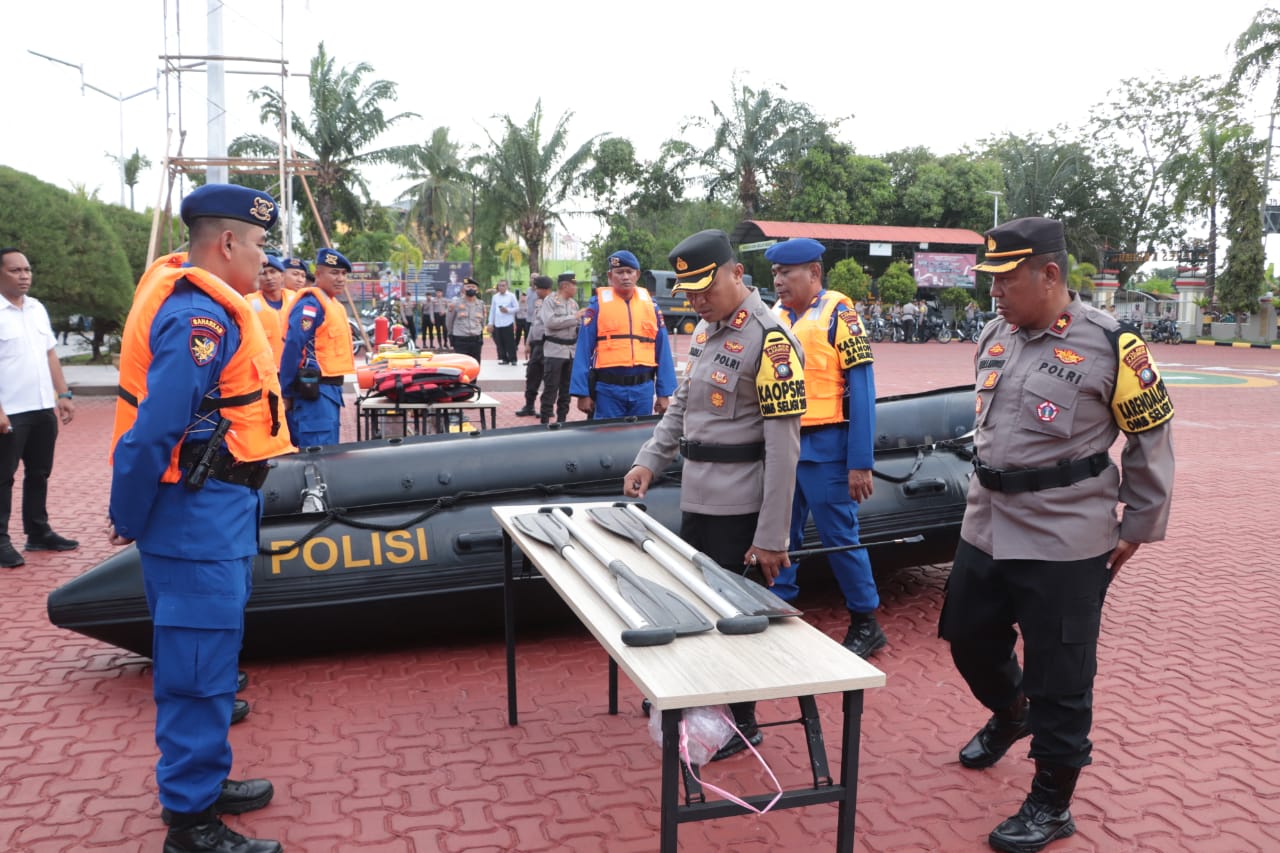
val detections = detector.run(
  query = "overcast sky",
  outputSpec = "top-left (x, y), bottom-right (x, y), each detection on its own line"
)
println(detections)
top-left (5, 0), bottom-right (1278, 261)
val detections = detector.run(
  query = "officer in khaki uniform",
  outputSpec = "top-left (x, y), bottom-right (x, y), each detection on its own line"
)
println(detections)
top-left (938, 217), bottom-right (1174, 853)
top-left (448, 278), bottom-right (486, 363)
top-left (537, 272), bottom-right (580, 424)
top-left (625, 229), bottom-right (804, 761)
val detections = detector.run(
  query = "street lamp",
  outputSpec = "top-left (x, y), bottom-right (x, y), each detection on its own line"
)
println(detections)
top-left (29, 50), bottom-right (157, 208)
top-left (984, 190), bottom-right (1003, 229)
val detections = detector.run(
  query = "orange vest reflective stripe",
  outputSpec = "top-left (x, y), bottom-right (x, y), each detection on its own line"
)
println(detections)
top-left (111, 253), bottom-right (295, 482)
top-left (595, 286), bottom-right (659, 369)
top-left (775, 291), bottom-right (848, 427)
top-left (246, 289), bottom-right (293, 366)
top-left (292, 286), bottom-right (356, 377)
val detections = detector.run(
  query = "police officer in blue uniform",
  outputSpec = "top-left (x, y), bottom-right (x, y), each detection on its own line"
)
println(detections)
top-left (766, 238), bottom-right (885, 658)
top-left (279, 248), bottom-right (355, 447)
top-left (108, 184), bottom-right (289, 853)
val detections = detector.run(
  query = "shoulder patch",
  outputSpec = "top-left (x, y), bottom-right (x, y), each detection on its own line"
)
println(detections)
top-left (189, 320), bottom-right (221, 366)
top-left (756, 329), bottom-right (806, 418)
top-left (581, 308), bottom-right (596, 326)
top-left (834, 306), bottom-right (874, 369)
top-left (1109, 330), bottom-right (1174, 432)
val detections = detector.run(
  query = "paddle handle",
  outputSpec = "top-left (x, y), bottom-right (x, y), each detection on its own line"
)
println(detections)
top-left (786, 534), bottom-right (924, 561)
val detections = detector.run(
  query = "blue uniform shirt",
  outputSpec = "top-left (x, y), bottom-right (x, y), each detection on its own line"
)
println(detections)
top-left (109, 279), bottom-right (263, 558)
top-left (279, 293), bottom-right (343, 406)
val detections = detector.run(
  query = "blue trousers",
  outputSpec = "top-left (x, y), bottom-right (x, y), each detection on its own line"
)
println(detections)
top-left (288, 395), bottom-right (341, 447)
top-left (595, 381), bottom-right (654, 418)
top-left (773, 459), bottom-right (879, 613)
top-left (142, 552), bottom-right (250, 814)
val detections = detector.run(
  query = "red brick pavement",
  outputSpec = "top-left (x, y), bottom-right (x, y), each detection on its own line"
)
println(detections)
top-left (3, 339), bottom-right (1279, 851)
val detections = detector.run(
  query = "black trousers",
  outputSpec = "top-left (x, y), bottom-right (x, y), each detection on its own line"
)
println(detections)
top-left (493, 324), bottom-right (517, 364)
top-left (540, 356), bottom-right (572, 421)
top-left (514, 318), bottom-right (529, 348)
top-left (430, 314), bottom-right (447, 347)
top-left (680, 511), bottom-right (761, 728)
top-left (0, 408), bottom-right (59, 544)
top-left (939, 538), bottom-right (1111, 768)
top-left (452, 335), bottom-right (482, 363)
top-left (523, 341), bottom-right (545, 408)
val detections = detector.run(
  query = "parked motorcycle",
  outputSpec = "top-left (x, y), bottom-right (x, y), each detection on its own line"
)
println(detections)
top-left (956, 315), bottom-right (986, 343)
top-left (916, 313), bottom-right (952, 343)
top-left (868, 315), bottom-right (890, 343)
top-left (1149, 316), bottom-right (1182, 344)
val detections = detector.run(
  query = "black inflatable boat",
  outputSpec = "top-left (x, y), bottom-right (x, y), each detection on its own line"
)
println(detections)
top-left (48, 385), bottom-right (976, 659)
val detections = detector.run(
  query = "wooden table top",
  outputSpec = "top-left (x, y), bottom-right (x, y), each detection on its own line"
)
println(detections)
top-left (494, 501), bottom-right (885, 711)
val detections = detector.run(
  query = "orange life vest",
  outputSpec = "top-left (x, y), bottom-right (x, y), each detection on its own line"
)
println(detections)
top-left (594, 286), bottom-right (659, 369)
top-left (111, 253), bottom-right (295, 482)
top-left (291, 286), bottom-right (356, 377)
top-left (246, 289), bottom-right (293, 366)
top-left (775, 291), bottom-right (857, 427)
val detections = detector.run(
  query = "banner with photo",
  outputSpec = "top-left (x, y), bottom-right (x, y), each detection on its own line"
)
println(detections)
top-left (914, 252), bottom-right (977, 289)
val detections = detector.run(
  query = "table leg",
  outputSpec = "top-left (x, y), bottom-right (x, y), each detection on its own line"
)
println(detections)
top-left (660, 708), bottom-right (680, 853)
top-left (504, 530), bottom-right (518, 726)
top-left (608, 658), bottom-right (618, 715)
top-left (836, 689), bottom-right (864, 853)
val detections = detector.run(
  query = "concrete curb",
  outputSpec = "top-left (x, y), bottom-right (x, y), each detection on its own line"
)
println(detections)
top-left (1193, 339), bottom-right (1280, 349)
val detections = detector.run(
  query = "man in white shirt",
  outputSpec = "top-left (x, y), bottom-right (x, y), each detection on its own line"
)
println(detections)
top-left (0, 248), bottom-right (78, 568)
top-left (487, 279), bottom-right (520, 364)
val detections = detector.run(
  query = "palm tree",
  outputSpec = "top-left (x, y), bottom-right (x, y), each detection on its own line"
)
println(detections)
top-left (690, 76), bottom-right (838, 217)
top-left (1229, 8), bottom-right (1280, 236)
top-left (106, 149), bottom-right (152, 211)
top-left (394, 127), bottom-right (470, 259)
top-left (479, 100), bottom-right (598, 274)
top-left (239, 42), bottom-right (416, 244)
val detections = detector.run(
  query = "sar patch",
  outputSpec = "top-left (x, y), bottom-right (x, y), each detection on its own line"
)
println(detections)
top-left (1054, 347), bottom-right (1085, 365)
top-left (987, 343), bottom-right (1005, 356)
top-left (191, 316), bottom-right (226, 337)
top-left (723, 339), bottom-right (745, 353)
top-left (1111, 330), bottom-right (1174, 432)
top-left (710, 391), bottom-right (726, 408)
top-left (1035, 401), bottom-right (1059, 422)
top-left (695, 331), bottom-right (707, 344)
top-left (982, 371), bottom-right (999, 389)
top-left (729, 309), bottom-right (749, 329)
top-left (710, 370), bottom-right (729, 385)
top-left (189, 332), bottom-right (219, 366)
top-left (834, 306), bottom-right (874, 369)
top-left (756, 329), bottom-right (806, 418)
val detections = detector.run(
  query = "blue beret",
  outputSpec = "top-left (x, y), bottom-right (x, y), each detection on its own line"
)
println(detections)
top-left (283, 258), bottom-right (309, 273)
top-left (608, 250), bottom-right (640, 271)
top-left (764, 238), bottom-right (825, 265)
top-left (180, 183), bottom-right (278, 230)
top-left (315, 248), bottom-right (352, 272)
top-left (264, 255), bottom-right (286, 272)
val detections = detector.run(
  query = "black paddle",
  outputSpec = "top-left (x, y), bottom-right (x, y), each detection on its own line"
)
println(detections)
top-left (552, 508), bottom-right (712, 638)
top-left (620, 504), bottom-right (803, 619)
top-left (512, 511), bottom-right (678, 647)
top-left (587, 506), bottom-right (770, 634)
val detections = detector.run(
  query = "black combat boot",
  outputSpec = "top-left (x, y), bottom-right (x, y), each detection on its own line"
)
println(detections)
top-left (162, 778), bottom-right (274, 825)
top-left (960, 693), bottom-right (1031, 769)
top-left (988, 761), bottom-right (1080, 852)
top-left (514, 403), bottom-right (537, 417)
top-left (163, 806), bottom-right (282, 853)
top-left (710, 701), bottom-right (763, 761)
top-left (842, 610), bottom-right (887, 658)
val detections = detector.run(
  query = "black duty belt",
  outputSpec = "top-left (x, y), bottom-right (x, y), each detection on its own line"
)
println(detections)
top-left (320, 376), bottom-right (345, 386)
top-left (596, 369), bottom-right (656, 387)
top-left (679, 437), bottom-right (765, 463)
top-left (178, 442), bottom-right (271, 489)
top-left (801, 422), bottom-right (846, 436)
top-left (973, 452), bottom-right (1110, 494)
top-left (543, 335), bottom-right (576, 346)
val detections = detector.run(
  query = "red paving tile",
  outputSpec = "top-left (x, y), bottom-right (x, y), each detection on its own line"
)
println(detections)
top-left (3, 337), bottom-right (1279, 851)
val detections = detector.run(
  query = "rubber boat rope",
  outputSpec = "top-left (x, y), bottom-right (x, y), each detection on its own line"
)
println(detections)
top-left (871, 432), bottom-right (974, 485)
top-left (258, 475), bottom-right (671, 556)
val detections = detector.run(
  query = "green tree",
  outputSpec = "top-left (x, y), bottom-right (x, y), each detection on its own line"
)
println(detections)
top-left (827, 258), bottom-right (871, 303)
top-left (241, 41), bottom-right (416, 245)
top-left (767, 140), bottom-right (896, 225)
top-left (388, 233), bottom-right (423, 282)
top-left (938, 286), bottom-right (971, 315)
top-left (480, 100), bottom-right (598, 274)
top-left (882, 149), bottom-right (1003, 231)
top-left (0, 167), bottom-right (135, 360)
top-left (1067, 254), bottom-right (1098, 298)
top-left (1216, 143), bottom-right (1267, 332)
top-left (394, 126), bottom-right (470, 259)
top-left (1229, 7), bottom-right (1280, 201)
top-left (689, 76), bottom-right (839, 217)
top-left (105, 148), bottom-right (153, 211)
top-left (876, 260), bottom-right (917, 307)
